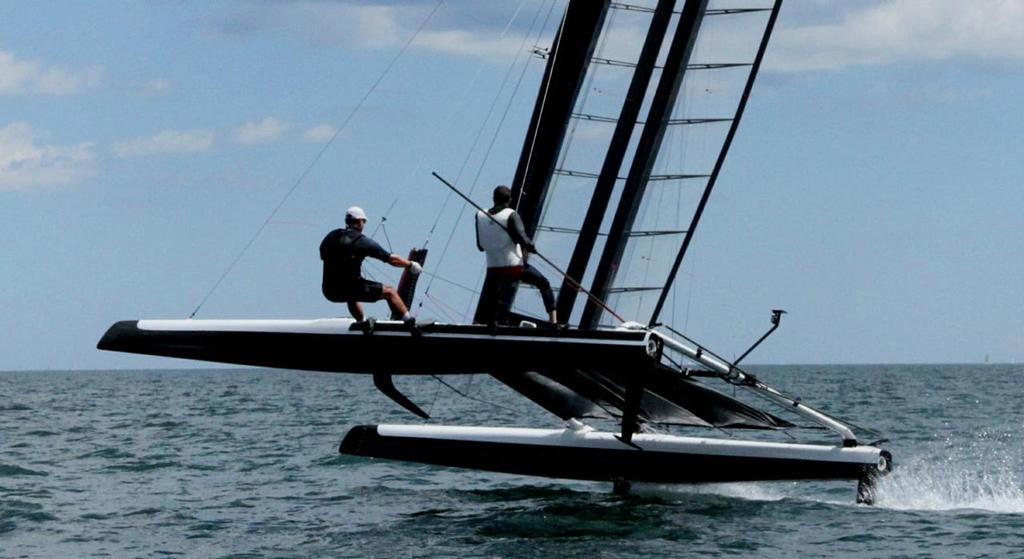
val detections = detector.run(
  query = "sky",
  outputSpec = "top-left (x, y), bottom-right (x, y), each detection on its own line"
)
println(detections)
top-left (1, 0), bottom-right (1022, 370)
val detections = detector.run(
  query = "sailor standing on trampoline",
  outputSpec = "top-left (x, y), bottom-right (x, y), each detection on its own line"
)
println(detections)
top-left (475, 185), bottom-right (558, 325)
top-left (320, 206), bottom-right (421, 326)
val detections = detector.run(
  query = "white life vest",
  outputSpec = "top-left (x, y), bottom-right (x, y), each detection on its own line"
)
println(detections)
top-left (476, 208), bottom-right (524, 268)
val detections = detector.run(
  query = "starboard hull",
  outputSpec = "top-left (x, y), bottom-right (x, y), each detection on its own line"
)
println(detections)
top-left (340, 424), bottom-right (891, 486)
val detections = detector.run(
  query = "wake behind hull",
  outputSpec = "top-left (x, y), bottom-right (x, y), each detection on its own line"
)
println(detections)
top-left (340, 424), bottom-right (891, 485)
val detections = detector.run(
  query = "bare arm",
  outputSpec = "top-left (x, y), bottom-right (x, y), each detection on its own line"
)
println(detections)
top-left (388, 254), bottom-right (412, 269)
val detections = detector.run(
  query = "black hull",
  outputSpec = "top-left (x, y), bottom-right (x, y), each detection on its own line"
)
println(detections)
top-left (340, 424), bottom-right (889, 485)
top-left (98, 319), bottom-right (654, 375)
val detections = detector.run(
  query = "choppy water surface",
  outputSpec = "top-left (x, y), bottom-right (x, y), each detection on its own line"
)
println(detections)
top-left (2, 365), bottom-right (1023, 557)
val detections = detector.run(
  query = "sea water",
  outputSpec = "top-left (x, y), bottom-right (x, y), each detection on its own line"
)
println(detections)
top-left (2, 365), bottom-right (1023, 558)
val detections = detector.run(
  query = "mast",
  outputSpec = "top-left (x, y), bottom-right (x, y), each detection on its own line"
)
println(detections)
top-left (555, 0), bottom-right (678, 323)
top-left (510, 0), bottom-right (611, 235)
top-left (648, 0), bottom-right (783, 326)
top-left (580, 0), bottom-right (709, 329)
top-left (474, 0), bottom-right (609, 322)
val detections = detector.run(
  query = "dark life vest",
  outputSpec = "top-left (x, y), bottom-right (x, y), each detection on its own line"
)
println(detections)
top-left (320, 228), bottom-right (365, 301)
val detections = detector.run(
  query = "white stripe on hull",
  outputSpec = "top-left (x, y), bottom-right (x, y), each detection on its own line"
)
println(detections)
top-left (375, 424), bottom-right (883, 466)
top-left (138, 318), bottom-right (358, 334)
top-left (135, 319), bottom-right (649, 346)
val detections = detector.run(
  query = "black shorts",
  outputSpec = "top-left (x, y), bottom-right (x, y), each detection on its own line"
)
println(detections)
top-left (325, 279), bottom-right (384, 303)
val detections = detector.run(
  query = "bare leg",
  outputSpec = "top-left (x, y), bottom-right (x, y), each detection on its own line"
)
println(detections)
top-left (347, 301), bottom-right (364, 321)
top-left (381, 285), bottom-right (409, 318)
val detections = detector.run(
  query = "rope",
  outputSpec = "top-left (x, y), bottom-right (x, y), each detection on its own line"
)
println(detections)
top-left (422, 20), bottom-right (551, 298)
top-left (422, 0), bottom-right (550, 244)
top-left (460, 267), bottom-right (487, 322)
top-left (379, 221), bottom-right (394, 253)
top-left (432, 171), bottom-right (627, 324)
top-left (418, 270), bottom-right (479, 295)
top-left (531, 3), bottom-right (610, 231)
top-left (420, 0), bottom-right (557, 304)
top-left (422, 292), bottom-right (461, 323)
top-left (516, 2), bottom-right (570, 211)
top-left (188, 0), bottom-right (444, 318)
top-left (369, 197), bottom-right (399, 239)
top-left (429, 375), bottom-right (521, 414)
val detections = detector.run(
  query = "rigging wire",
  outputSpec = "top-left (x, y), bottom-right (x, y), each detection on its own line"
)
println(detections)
top-left (421, 27), bottom-right (553, 306)
top-left (361, 0), bottom-right (542, 331)
top-left (422, 292), bottom-right (462, 323)
top-left (530, 4), bottom-right (609, 237)
top-left (419, 270), bottom-right (480, 295)
top-left (433, 171), bottom-right (628, 325)
top-left (659, 321), bottom-right (879, 438)
top-left (510, 4), bottom-right (612, 322)
top-left (419, 0), bottom-right (540, 245)
top-left (461, 268), bottom-right (488, 322)
top-left (635, 116), bottom-right (674, 318)
top-left (379, 220), bottom-right (394, 253)
top-left (369, 197), bottom-right (400, 239)
top-left (419, 0), bottom-right (557, 308)
top-left (528, 6), bottom-right (614, 324)
top-left (188, 0), bottom-right (444, 319)
top-left (429, 375), bottom-right (521, 414)
top-left (515, 1), bottom-right (571, 212)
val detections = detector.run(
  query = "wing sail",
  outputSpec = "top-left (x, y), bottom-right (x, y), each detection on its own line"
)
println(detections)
top-left (500, 0), bottom-right (783, 327)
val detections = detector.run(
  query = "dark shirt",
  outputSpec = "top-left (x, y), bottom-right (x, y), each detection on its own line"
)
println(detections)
top-left (320, 227), bottom-right (390, 290)
top-left (475, 204), bottom-right (535, 253)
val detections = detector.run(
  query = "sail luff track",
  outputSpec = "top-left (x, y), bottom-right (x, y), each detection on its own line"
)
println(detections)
top-left (647, 0), bottom-right (783, 326)
top-left (555, 0), bottom-right (678, 322)
top-left (581, 0), bottom-right (709, 329)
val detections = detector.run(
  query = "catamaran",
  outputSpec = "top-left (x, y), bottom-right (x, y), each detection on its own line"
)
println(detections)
top-left (99, 0), bottom-right (893, 503)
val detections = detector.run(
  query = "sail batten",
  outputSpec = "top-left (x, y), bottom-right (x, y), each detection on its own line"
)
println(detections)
top-left (541, 0), bottom-right (785, 328)
top-left (538, 225), bottom-right (686, 238)
top-left (553, 169), bottom-right (709, 181)
top-left (484, 0), bottom-right (791, 432)
top-left (507, 0), bottom-right (782, 328)
top-left (552, 0), bottom-right (680, 323)
top-left (572, 113), bottom-right (734, 126)
top-left (647, 0), bottom-right (783, 326)
top-left (475, 0), bottom-right (611, 324)
top-left (610, 2), bottom-right (772, 16)
top-left (587, 57), bottom-right (753, 70)
top-left (580, 0), bottom-right (710, 329)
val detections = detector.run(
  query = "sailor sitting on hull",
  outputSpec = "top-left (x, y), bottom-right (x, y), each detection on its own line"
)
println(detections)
top-left (474, 186), bottom-right (557, 325)
top-left (320, 206), bottom-right (421, 326)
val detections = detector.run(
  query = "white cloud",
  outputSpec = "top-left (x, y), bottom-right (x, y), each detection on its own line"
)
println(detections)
top-left (302, 124), bottom-right (337, 142)
top-left (0, 122), bottom-right (95, 190)
top-left (112, 129), bottom-right (215, 158)
top-left (0, 51), bottom-right (102, 96)
top-left (210, 2), bottom-right (532, 61)
top-left (412, 29), bottom-right (528, 60)
top-left (233, 117), bottom-right (289, 145)
top-left (770, 0), bottom-right (1024, 72)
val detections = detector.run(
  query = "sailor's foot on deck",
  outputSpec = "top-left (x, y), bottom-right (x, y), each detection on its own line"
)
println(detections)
top-left (402, 313), bottom-right (422, 337)
top-left (357, 317), bottom-right (376, 335)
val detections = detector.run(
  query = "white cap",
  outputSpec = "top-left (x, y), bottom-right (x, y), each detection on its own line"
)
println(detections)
top-left (345, 206), bottom-right (367, 221)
